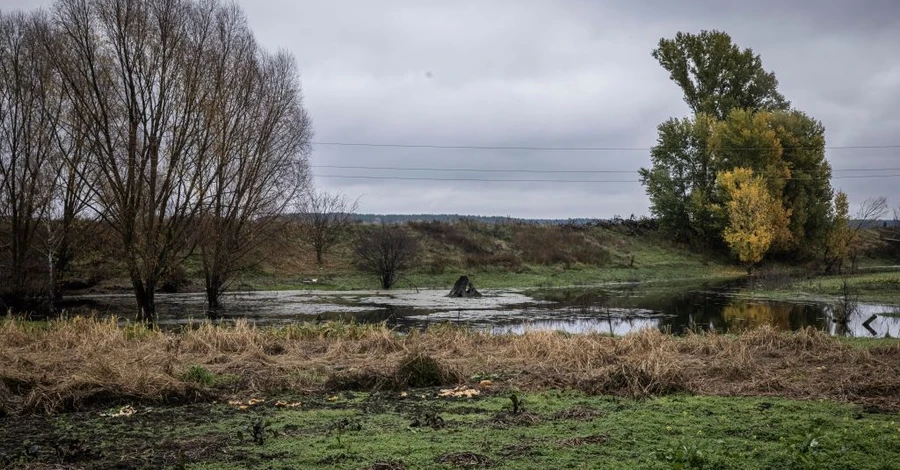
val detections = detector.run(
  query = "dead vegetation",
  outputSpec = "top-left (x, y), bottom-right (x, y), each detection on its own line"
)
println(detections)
top-left (1, 316), bottom-right (899, 415)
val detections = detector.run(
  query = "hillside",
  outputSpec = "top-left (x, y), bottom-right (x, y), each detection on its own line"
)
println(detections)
top-left (222, 218), bottom-right (742, 292)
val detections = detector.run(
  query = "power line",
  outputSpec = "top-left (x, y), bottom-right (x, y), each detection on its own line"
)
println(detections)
top-left (311, 164), bottom-right (900, 175)
top-left (314, 175), bottom-right (637, 183)
top-left (312, 141), bottom-right (900, 152)
top-left (313, 173), bottom-right (900, 184)
top-left (312, 165), bottom-right (632, 174)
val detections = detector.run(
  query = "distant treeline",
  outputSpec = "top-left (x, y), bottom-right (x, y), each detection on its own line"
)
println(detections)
top-left (347, 213), bottom-right (897, 227)
top-left (350, 214), bottom-right (631, 225)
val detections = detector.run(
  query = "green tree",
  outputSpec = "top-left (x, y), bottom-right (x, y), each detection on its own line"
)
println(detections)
top-left (768, 111), bottom-right (832, 252)
top-left (643, 30), bottom-right (833, 255)
top-left (639, 114), bottom-right (718, 245)
top-left (652, 30), bottom-right (789, 120)
top-left (823, 191), bottom-right (851, 274)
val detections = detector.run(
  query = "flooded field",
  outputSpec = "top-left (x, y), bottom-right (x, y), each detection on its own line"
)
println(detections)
top-left (62, 280), bottom-right (900, 337)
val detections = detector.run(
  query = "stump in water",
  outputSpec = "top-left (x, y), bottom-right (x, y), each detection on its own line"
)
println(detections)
top-left (448, 276), bottom-right (482, 298)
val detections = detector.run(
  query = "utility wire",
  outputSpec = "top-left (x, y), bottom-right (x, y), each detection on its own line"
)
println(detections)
top-left (313, 173), bottom-right (900, 184)
top-left (311, 164), bottom-right (900, 175)
top-left (312, 141), bottom-right (900, 151)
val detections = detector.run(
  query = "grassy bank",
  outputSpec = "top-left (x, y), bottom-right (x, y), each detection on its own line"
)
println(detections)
top-left (744, 270), bottom-right (900, 305)
top-left (3, 392), bottom-right (898, 469)
top-left (70, 221), bottom-right (743, 294)
top-left (2, 317), bottom-right (898, 417)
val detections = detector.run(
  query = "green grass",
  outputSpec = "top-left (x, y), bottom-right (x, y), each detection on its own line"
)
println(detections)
top-left (745, 271), bottom-right (900, 305)
top-left (194, 393), bottom-right (900, 470)
top-left (217, 224), bottom-right (745, 292)
top-left (837, 335), bottom-right (900, 349)
top-left (233, 262), bottom-right (743, 292)
top-left (18, 392), bottom-right (898, 470)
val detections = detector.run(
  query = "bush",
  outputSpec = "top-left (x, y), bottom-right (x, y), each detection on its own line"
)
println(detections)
top-left (160, 265), bottom-right (188, 293)
top-left (395, 353), bottom-right (459, 388)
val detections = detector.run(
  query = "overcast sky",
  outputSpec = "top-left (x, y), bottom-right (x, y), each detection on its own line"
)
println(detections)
top-left (7, 0), bottom-right (900, 218)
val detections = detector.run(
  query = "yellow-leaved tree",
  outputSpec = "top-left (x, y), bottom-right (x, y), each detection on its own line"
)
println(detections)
top-left (717, 168), bottom-right (791, 273)
top-left (823, 191), bottom-right (851, 273)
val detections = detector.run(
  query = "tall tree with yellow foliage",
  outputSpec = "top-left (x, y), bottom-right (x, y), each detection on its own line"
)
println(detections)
top-left (717, 168), bottom-right (791, 273)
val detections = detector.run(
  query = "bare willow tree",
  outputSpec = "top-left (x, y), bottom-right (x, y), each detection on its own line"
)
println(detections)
top-left (51, 0), bottom-right (219, 321)
top-left (197, 4), bottom-right (312, 311)
top-left (355, 224), bottom-right (419, 289)
top-left (0, 11), bottom-right (64, 306)
top-left (299, 189), bottom-right (358, 265)
top-left (847, 196), bottom-right (888, 271)
top-left (41, 103), bottom-right (92, 301)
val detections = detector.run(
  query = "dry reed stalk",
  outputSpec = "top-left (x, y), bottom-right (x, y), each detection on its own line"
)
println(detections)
top-left (1, 316), bottom-right (899, 414)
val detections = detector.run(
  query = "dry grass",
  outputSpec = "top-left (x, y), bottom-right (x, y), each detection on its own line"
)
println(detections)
top-left (1, 316), bottom-right (899, 415)
top-left (512, 225), bottom-right (610, 266)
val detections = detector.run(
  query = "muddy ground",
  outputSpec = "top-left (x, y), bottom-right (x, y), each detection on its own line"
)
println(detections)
top-left (3, 389), bottom-right (899, 470)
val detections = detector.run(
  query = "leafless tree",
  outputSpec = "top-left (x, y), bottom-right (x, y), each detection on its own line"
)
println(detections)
top-left (847, 197), bottom-right (888, 271)
top-left (40, 105), bottom-right (92, 302)
top-left (50, 0), bottom-right (220, 321)
top-left (299, 189), bottom-right (358, 265)
top-left (197, 4), bottom-right (312, 311)
top-left (355, 224), bottom-right (419, 289)
top-left (0, 11), bottom-right (64, 306)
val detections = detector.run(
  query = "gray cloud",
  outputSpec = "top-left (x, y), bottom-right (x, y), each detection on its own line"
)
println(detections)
top-left (5, 0), bottom-right (900, 217)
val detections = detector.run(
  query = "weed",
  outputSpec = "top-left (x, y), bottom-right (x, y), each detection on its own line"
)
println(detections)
top-left (409, 410), bottom-right (444, 429)
top-left (509, 394), bottom-right (524, 414)
top-left (663, 440), bottom-right (705, 469)
top-left (833, 278), bottom-right (859, 323)
top-left (330, 417), bottom-right (361, 447)
top-left (788, 433), bottom-right (822, 469)
top-left (239, 416), bottom-right (276, 445)
top-left (182, 365), bottom-right (216, 387)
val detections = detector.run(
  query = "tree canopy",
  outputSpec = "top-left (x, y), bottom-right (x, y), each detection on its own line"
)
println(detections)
top-left (641, 30), bottom-right (833, 261)
top-left (652, 30), bottom-right (789, 120)
top-left (717, 168), bottom-right (789, 272)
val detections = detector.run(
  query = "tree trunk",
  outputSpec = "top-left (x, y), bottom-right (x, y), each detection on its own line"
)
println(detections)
top-left (52, 236), bottom-right (74, 303)
top-left (133, 278), bottom-right (157, 323)
top-left (206, 274), bottom-right (222, 313)
top-left (315, 246), bottom-right (324, 265)
top-left (381, 271), bottom-right (393, 289)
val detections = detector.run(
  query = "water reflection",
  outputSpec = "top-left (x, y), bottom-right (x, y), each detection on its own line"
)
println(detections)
top-left (720, 301), bottom-right (816, 332)
top-left (58, 282), bottom-right (900, 337)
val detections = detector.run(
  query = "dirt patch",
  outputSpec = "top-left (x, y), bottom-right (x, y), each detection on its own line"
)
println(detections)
top-left (443, 405), bottom-right (493, 415)
top-left (435, 451), bottom-right (494, 468)
top-left (0, 404), bottom-right (235, 469)
top-left (556, 434), bottom-right (609, 447)
top-left (497, 443), bottom-right (540, 458)
top-left (319, 452), bottom-right (354, 466)
top-left (552, 405), bottom-right (603, 421)
top-left (486, 411), bottom-right (542, 428)
top-left (361, 460), bottom-right (407, 470)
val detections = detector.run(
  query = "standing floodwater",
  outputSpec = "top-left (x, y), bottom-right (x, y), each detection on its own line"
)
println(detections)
top-left (56, 280), bottom-right (900, 337)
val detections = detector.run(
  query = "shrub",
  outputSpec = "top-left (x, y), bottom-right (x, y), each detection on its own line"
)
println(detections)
top-left (395, 353), bottom-right (459, 388)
